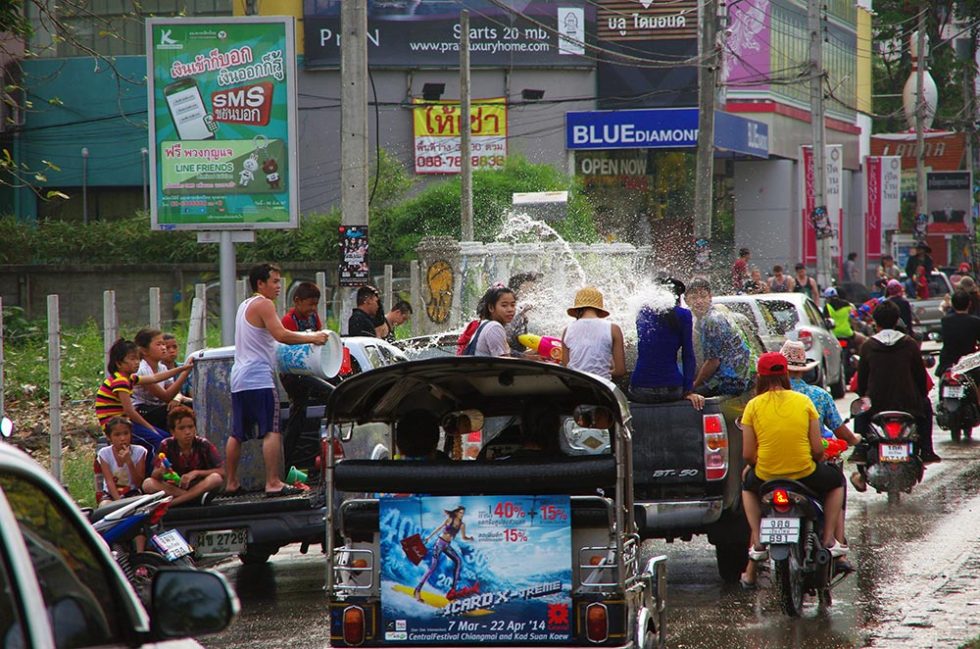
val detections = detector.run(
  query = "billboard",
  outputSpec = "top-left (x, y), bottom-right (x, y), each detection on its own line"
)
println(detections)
top-left (865, 155), bottom-right (900, 259)
top-left (723, 0), bottom-right (771, 90)
top-left (801, 145), bottom-right (843, 265)
top-left (147, 18), bottom-right (298, 230)
top-left (379, 495), bottom-right (572, 645)
top-left (927, 171), bottom-right (972, 234)
top-left (303, 1), bottom-right (595, 69)
top-left (413, 98), bottom-right (507, 174)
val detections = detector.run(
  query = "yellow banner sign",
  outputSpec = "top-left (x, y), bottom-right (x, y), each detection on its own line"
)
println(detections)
top-left (412, 98), bottom-right (507, 174)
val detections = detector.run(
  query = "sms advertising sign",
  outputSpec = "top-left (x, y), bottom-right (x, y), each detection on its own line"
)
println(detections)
top-left (413, 99), bottom-right (507, 174)
top-left (147, 18), bottom-right (298, 230)
top-left (303, 0), bottom-right (595, 69)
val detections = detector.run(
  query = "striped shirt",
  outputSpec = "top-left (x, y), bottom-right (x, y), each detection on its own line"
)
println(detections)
top-left (95, 372), bottom-right (142, 428)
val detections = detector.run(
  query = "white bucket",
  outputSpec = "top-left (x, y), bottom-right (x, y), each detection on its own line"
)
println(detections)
top-left (276, 331), bottom-right (344, 379)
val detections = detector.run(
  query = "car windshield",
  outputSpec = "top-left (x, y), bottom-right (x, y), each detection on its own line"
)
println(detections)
top-left (759, 300), bottom-right (799, 335)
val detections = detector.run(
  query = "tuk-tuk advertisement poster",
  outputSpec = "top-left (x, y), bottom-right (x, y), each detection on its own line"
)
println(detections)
top-left (147, 17), bottom-right (298, 230)
top-left (380, 495), bottom-right (572, 644)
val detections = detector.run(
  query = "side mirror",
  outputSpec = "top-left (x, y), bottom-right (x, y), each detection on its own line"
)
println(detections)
top-left (151, 569), bottom-right (239, 638)
top-left (923, 354), bottom-right (937, 369)
top-left (0, 417), bottom-right (11, 439)
top-left (928, 332), bottom-right (942, 343)
top-left (849, 398), bottom-right (871, 417)
top-left (573, 405), bottom-right (614, 430)
top-left (733, 417), bottom-right (744, 431)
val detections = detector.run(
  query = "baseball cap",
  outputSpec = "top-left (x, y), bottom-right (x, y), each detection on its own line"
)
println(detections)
top-left (823, 287), bottom-right (837, 298)
top-left (757, 352), bottom-right (789, 377)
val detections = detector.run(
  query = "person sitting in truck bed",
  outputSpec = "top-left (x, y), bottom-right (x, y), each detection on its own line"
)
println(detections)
top-left (142, 406), bottom-right (224, 507)
top-left (686, 277), bottom-right (754, 397)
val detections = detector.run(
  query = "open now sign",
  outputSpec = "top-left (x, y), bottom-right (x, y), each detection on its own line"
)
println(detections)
top-left (211, 82), bottom-right (274, 126)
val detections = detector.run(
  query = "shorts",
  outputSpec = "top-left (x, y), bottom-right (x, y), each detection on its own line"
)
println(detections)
top-left (742, 462), bottom-right (844, 496)
top-left (231, 388), bottom-right (279, 442)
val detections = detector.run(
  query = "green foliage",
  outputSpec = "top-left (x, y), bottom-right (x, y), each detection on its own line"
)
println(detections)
top-left (61, 449), bottom-right (97, 509)
top-left (4, 319), bottom-right (106, 403)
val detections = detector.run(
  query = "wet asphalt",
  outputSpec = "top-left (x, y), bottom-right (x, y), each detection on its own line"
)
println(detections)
top-left (201, 397), bottom-right (980, 649)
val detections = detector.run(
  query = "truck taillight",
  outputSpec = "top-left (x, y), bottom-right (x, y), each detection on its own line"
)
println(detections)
top-left (703, 414), bottom-right (728, 480)
top-left (585, 603), bottom-right (608, 643)
top-left (798, 330), bottom-right (813, 351)
top-left (343, 606), bottom-right (365, 646)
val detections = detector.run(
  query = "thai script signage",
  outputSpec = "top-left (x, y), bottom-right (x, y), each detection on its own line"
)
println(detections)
top-left (413, 99), bottom-right (507, 175)
top-left (801, 145), bottom-right (843, 265)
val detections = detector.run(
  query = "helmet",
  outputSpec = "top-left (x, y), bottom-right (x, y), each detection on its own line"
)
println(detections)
top-left (823, 287), bottom-right (838, 298)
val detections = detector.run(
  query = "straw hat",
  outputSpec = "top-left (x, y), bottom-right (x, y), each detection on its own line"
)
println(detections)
top-left (779, 340), bottom-right (819, 372)
top-left (568, 286), bottom-right (609, 318)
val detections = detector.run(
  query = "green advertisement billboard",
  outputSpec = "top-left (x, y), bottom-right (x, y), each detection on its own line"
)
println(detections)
top-left (147, 17), bottom-right (298, 230)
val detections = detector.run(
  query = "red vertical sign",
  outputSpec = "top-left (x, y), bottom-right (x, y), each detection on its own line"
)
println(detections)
top-left (866, 156), bottom-right (882, 259)
top-left (801, 146), bottom-right (816, 263)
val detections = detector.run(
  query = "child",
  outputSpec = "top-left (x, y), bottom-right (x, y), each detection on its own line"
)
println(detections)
top-left (97, 417), bottom-right (147, 503)
top-left (281, 281), bottom-right (322, 332)
top-left (133, 328), bottom-right (192, 430)
top-left (561, 286), bottom-right (626, 381)
top-left (96, 338), bottom-right (193, 468)
top-left (142, 406), bottom-right (225, 506)
top-left (162, 333), bottom-right (180, 370)
top-left (466, 284), bottom-right (517, 357)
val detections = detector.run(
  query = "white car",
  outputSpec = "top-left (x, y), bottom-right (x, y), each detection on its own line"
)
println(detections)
top-left (714, 293), bottom-right (846, 398)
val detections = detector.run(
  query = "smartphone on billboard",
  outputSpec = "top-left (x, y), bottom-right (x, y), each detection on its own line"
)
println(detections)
top-left (164, 77), bottom-right (215, 140)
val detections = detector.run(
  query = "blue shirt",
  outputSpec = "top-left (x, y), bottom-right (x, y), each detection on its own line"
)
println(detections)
top-left (631, 306), bottom-right (695, 391)
top-left (699, 306), bottom-right (753, 395)
top-left (790, 377), bottom-right (843, 431)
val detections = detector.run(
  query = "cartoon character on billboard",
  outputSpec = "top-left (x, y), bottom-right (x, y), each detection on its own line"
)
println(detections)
top-left (239, 153), bottom-right (259, 186)
top-left (413, 506), bottom-right (478, 602)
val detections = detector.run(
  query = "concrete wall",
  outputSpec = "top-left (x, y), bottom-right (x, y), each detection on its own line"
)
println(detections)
top-left (733, 159), bottom-right (798, 276)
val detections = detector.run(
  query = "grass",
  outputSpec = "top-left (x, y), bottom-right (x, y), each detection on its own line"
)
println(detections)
top-left (62, 446), bottom-right (97, 509)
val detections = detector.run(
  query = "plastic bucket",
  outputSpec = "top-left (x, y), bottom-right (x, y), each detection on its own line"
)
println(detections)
top-left (276, 331), bottom-right (344, 379)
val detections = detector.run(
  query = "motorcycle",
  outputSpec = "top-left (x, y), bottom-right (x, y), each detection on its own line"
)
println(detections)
top-left (853, 400), bottom-right (923, 505)
top-left (936, 350), bottom-right (980, 443)
top-left (88, 491), bottom-right (196, 603)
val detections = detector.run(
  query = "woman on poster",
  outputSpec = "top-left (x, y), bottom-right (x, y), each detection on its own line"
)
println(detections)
top-left (414, 506), bottom-right (475, 602)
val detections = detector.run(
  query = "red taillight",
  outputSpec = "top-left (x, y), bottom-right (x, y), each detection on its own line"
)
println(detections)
top-left (773, 489), bottom-right (791, 513)
top-left (585, 603), bottom-right (608, 643)
top-left (948, 373), bottom-right (962, 384)
top-left (839, 339), bottom-right (848, 348)
top-left (148, 501), bottom-right (171, 525)
top-left (342, 606), bottom-right (365, 646)
top-left (798, 331), bottom-right (813, 351)
top-left (884, 421), bottom-right (902, 439)
top-left (703, 414), bottom-right (728, 480)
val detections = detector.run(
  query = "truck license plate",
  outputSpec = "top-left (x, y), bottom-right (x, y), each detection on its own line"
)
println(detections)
top-left (943, 385), bottom-right (965, 398)
top-left (760, 517), bottom-right (800, 544)
top-left (151, 529), bottom-right (193, 561)
top-left (194, 528), bottom-right (247, 556)
top-left (879, 443), bottom-right (910, 462)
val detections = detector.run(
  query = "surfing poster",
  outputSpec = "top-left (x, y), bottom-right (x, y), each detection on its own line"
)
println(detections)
top-left (380, 495), bottom-right (572, 644)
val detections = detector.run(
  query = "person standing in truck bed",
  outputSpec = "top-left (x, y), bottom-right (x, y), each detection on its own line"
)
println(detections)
top-left (687, 278), bottom-right (753, 397)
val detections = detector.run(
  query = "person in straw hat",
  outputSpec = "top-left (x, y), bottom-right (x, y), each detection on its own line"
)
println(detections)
top-left (561, 287), bottom-right (625, 381)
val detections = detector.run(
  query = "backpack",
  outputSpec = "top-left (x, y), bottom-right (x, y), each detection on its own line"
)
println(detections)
top-left (456, 320), bottom-right (481, 356)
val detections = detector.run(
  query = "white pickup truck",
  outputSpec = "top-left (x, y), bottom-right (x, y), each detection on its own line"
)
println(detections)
top-left (907, 270), bottom-right (954, 335)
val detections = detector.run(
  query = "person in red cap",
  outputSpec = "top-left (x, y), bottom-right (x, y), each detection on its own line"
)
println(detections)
top-left (739, 351), bottom-right (847, 576)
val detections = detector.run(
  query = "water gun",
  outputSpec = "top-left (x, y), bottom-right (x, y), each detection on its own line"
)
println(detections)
top-left (517, 334), bottom-right (563, 361)
top-left (821, 437), bottom-right (849, 460)
top-left (157, 453), bottom-right (180, 485)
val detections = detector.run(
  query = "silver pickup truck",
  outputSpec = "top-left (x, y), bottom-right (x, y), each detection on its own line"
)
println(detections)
top-left (906, 271), bottom-right (953, 335)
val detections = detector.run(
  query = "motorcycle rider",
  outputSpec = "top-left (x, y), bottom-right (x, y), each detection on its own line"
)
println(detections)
top-left (936, 289), bottom-right (980, 377)
top-left (855, 300), bottom-right (941, 470)
top-left (822, 287), bottom-right (865, 366)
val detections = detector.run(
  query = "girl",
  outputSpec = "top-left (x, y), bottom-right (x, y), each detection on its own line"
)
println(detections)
top-left (133, 328), bottom-right (191, 430)
top-left (469, 284), bottom-right (517, 357)
top-left (96, 338), bottom-right (193, 466)
top-left (414, 506), bottom-right (474, 601)
top-left (97, 416), bottom-right (147, 503)
top-left (561, 286), bottom-right (625, 381)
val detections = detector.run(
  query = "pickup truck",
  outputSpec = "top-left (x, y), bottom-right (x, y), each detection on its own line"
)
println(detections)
top-left (906, 270), bottom-right (953, 335)
top-left (160, 337), bottom-right (406, 565)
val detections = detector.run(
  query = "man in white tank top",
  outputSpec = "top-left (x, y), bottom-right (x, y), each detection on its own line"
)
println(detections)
top-left (227, 263), bottom-right (329, 497)
top-left (561, 287), bottom-right (626, 381)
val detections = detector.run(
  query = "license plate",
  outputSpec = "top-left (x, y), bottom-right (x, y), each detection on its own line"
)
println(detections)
top-left (879, 443), bottom-right (911, 462)
top-left (194, 528), bottom-right (248, 556)
top-left (943, 386), bottom-right (965, 398)
top-left (151, 529), bottom-right (193, 562)
top-left (760, 517), bottom-right (800, 544)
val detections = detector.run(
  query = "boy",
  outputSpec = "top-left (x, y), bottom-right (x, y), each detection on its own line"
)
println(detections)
top-left (142, 406), bottom-right (225, 506)
top-left (282, 282), bottom-right (323, 332)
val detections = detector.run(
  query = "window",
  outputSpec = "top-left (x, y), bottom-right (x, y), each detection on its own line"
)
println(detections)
top-left (0, 543), bottom-right (26, 649)
top-left (0, 474), bottom-right (125, 648)
top-left (804, 300), bottom-right (825, 327)
top-left (761, 300), bottom-right (800, 334)
top-left (718, 302), bottom-right (760, 333)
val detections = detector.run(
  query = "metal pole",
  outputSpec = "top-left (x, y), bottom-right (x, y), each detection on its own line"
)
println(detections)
top-left (48, 295), bottom-right (62, 482)
top-left (383, 264), bottom-right (394, 311)
top-left (915, 16), bottom-right (928, 238)
top-left (316, 271), bottom-right (328, 327)
top-left (409, 260), bottom-right (420, 336)
top-left (102, 290), bottom-right (117, 367)
top-left (809, 0), bottom-right (830, 289)
top-left (237, 278), bottom-right (248, 305)
top-left (967, 26), bottom-right (978, 271)
top-left (460, 10), bottom-right (474, 242)
top-left (149, 287), bottom-right (161, 331)
top-left (141, 148), bottom-right (149, 213)
top-left (81, 147), bottom-right (89, 225)
top-left (219, 231), bottom-right (236, 346)
top-left (693, 0), bottom-right (717, 261)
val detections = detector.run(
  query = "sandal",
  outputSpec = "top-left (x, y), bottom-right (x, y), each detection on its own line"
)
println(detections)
top-left (748, 545), bottom-right (768, 561)
top-left (222, 486), bottom-right (244, 497)
top-left (826, 540), bottom-right (848, 558)
top-left (265, 484), bottom-right (305, 498)
top-left (739, 577), bottom-right (758, 591)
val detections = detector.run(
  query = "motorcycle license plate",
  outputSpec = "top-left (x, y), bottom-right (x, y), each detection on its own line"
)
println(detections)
top-left (879, 443), bottom-right (911, 462)
top-left (943, 386), bottom-right (965, 398)
top-left (150, 529), bottom-right (193, 561)
top-left (760, 517), bottom-right (800, 544)
top-left (194, 528), bottom-right (247, 557)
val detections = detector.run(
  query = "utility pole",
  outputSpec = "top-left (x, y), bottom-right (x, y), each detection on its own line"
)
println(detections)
top-left (340, 0), bottom-right (369, 330)
top-left (809, 0), bottom-right (830, 289)
top-left (966, 25), bottom-right (978, 270)
top-left (460, 10), bottom-right (474, 242)
top-left (915, 13), bottom-right (927, 241)
top-left (693, 0), bottom-right (717, 262)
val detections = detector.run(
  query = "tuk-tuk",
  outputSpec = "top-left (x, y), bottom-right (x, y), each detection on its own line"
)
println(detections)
top-left (323, 357), bottom-right (667, 649)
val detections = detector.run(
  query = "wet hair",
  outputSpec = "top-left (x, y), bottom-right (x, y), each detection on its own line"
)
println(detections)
top-left (872, 300), bottom-right (901, 329)
top-left (478, 284), bottom-right (515, 320)
top-left (739, 248), bottom-right (750, 257)
top-left (772, 265), bottom-right (783, 274)
top-left (104, 416), bottom-right (133, 435)
top-left (396, 410), bottom-right (440, 458)
top-left (356, 285), bottom-right (380, 306)
top-left (687, 277), bottom-right (711, 295)
top-left (952, 289), bottom-right (971, 311)
top-left (167, 405), bottom-right (196, 432)
top-left (392, 299), bottom-right (413, 315)
top-left (755, 374), bottom-right (789, 395)
top-left (508, 272), bottom-right (543, 294)
top-left (248, 263), bottom-right (281, 291)
top-left (293, 281), bottom-right (320, 302)
top-left (106, 338), bottom-right (138, 375)
top-left (134, 327), bottom-right (162, 351)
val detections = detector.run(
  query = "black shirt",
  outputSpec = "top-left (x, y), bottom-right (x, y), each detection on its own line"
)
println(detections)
top-left (904, 254), bottom-right (934, 277)
top-left (347, 308), bottom-right (377, 337)
top-left (888, 296), bottom-right (914, 334)
top-left (937, 312), bottom-right (980, 374)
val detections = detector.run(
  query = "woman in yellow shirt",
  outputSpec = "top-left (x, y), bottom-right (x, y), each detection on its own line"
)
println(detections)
top-left (741, 352), bottom-right (846, 561)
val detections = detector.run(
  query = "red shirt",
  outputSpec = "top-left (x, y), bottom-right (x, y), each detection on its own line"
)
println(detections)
top-left (281, 308), bottom-right (322, 332)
